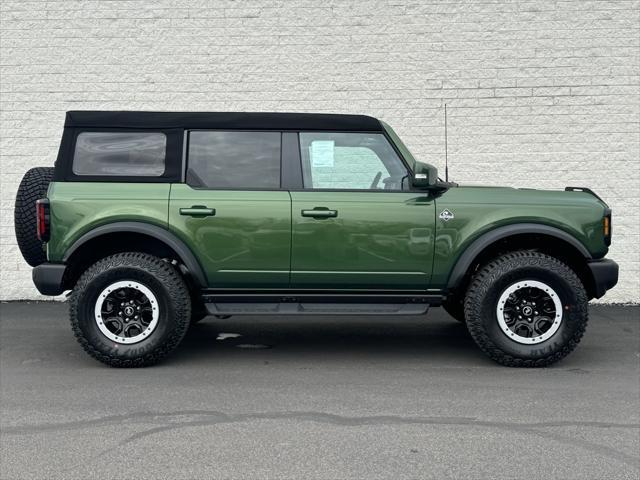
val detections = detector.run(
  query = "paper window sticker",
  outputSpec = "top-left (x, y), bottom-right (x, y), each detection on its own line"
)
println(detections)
top-left (310, 140), bottom-right (335, 167)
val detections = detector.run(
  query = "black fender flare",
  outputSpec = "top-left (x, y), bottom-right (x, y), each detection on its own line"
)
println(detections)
top-left (446, 223), bottom-right (592, 290)
top-left (63, 221), bottom-right (207, 287)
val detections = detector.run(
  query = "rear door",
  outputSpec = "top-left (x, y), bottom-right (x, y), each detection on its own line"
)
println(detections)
top-left (169, 130), bottom-right (291, 288)
top-left (290, 131), bottom-right (436, 289)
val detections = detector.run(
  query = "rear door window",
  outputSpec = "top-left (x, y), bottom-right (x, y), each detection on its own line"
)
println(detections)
top-left (187, 131), bottom-right (281, 189)
top-left (73, 132), bottom-right (166, 176)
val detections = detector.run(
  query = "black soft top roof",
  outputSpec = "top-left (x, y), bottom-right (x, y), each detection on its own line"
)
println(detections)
top-left (64, 111), bottom-right (383, 131)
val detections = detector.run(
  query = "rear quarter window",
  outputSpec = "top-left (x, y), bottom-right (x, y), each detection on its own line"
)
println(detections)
top-left (72, 132), bottom-right (166, 176)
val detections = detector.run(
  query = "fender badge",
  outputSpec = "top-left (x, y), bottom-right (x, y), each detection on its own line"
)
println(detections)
top-left (439, 209), bottom-right (454, 221)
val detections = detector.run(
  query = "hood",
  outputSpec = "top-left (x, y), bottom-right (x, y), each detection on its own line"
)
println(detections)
top-left (451, 185), bottom-right (609, 209)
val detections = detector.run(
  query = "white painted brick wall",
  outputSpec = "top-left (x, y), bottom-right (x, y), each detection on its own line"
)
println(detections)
top-left (1, 0), bottom-right (638, 302)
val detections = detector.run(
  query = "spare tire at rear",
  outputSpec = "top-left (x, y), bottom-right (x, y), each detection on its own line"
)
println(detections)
top-left (14, 167), bottom-right (54, 266)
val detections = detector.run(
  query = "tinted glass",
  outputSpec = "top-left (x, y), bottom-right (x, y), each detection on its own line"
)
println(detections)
top-left (187, 131), bottom-right (281, 189)
top-left (73, 132), bottom-right (166, 176)
top-left (299, 132), bottom-right (407, 190)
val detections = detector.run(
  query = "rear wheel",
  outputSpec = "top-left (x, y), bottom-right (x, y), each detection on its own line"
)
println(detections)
top-left (464, 251), bottom-right (588, 367)
top-left (70, 253), bottom-right (191, 367)
top-left (14, 167), bottom-right (54, 266)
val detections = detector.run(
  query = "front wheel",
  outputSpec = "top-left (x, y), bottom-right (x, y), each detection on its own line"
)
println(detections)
top-left (70, 253), bottom-right (191, 367)
top-left (464, 251), bottom-right (588, 367)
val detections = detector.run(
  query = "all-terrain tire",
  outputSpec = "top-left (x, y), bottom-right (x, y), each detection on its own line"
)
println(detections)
top-left (464, 251), bottom-right (588, 367)
top-left (14, 167), bottom-right (54, 266)
top-left (70, 253), bottom-right (191, 367)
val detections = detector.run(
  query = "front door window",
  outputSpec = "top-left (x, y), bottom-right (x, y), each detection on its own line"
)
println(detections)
top-left (299, 132), bottom-right (408, 191)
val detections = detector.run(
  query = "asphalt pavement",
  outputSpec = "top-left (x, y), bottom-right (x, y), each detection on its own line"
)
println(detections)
top-left (1, 302), bottom-right (638, 479)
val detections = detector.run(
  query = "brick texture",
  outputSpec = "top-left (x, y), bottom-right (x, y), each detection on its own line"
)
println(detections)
top-left (1, 0), bottom-right (638, 302)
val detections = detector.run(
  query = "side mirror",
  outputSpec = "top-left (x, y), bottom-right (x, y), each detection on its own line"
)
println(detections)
top-left (411, 162), bottom-right (438, 189)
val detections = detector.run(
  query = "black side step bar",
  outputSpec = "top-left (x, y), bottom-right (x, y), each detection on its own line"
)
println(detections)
top-left (201, 292), bottom-right (443, 316)
top-left (205, 302), bottom-right (429, 316)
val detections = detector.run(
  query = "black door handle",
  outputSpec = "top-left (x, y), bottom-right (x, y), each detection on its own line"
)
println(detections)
top-left (179, 206), bottom-right (216, 217)
top-left (301, 208), bottom-right (338, 219)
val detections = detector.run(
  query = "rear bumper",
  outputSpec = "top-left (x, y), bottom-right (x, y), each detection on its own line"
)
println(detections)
top-left (587, 258), bottom-right (619, 299)
top-left (32, 263), bottom-right (67, 296)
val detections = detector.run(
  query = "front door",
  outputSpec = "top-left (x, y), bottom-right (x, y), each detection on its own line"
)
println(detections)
top-left (169, 130), bottom-right (291, 288)
top-left (290, 132), bottom-right (436, 290)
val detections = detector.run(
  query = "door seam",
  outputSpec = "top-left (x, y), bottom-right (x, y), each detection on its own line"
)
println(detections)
top-left (166, 183), bottom-right (172, 228)
top-left (288, 190), bottom-right (293, 287)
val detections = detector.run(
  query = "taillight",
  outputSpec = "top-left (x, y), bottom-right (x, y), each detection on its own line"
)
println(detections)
top-left (36, 199), bottom-right (50, 242)
top-left (603, 209), bottom-right (612, 246)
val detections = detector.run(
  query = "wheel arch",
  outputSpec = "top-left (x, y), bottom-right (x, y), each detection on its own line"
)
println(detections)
top-left (62, 222), bottom-right (207, 290)
top-left (446, 223), bottom-right (596, 298)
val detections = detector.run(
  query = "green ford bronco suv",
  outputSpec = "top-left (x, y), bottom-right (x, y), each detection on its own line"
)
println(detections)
top-left (14, 111), bottom-right (618, 368)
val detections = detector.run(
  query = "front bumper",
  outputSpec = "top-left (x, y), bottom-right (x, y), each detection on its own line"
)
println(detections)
top-left (587, 258), bottom-right (619, 299)
top-left (32, 263), bottom-right (67, 296)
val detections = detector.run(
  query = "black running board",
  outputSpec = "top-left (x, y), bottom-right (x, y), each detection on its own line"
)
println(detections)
top-left (201, 292), bottom-right (440, 316)
top-left (205, 302), bottom-right (430, 316)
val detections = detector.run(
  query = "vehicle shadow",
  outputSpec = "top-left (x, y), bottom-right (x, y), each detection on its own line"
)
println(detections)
top-left (170, 310), bottom-right (482, 364)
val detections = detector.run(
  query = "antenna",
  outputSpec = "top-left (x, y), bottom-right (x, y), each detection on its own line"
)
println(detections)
top-left (444, 103), bottom-right (449, 182)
